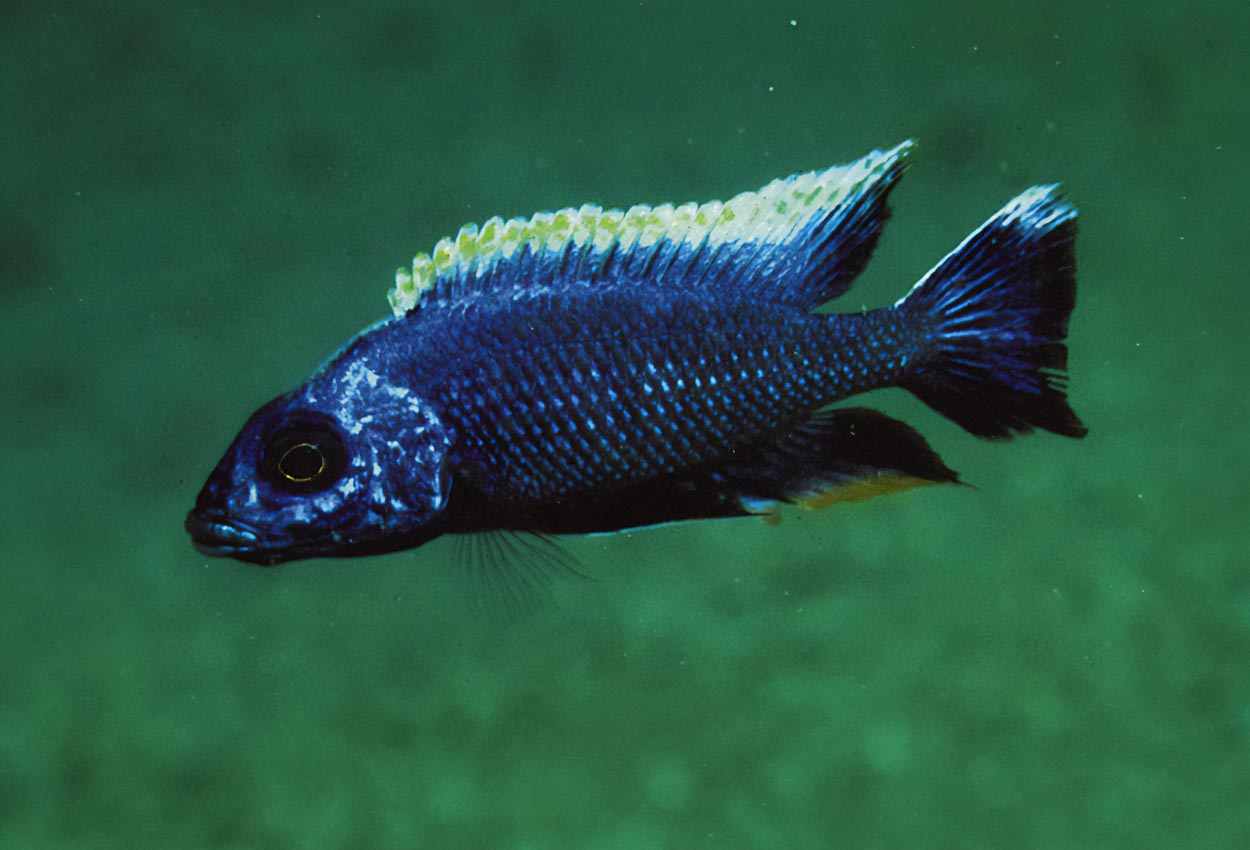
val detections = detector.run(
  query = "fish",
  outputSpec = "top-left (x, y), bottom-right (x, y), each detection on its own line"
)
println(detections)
top-left (186, 140), bottom-right (1085, 573)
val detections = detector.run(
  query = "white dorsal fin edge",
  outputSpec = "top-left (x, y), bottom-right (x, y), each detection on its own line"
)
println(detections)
top-left (388, 140), bottom-right (913, 316)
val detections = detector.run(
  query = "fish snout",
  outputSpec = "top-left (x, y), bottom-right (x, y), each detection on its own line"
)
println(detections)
top-left (185, 509), bottom-right (265, 561)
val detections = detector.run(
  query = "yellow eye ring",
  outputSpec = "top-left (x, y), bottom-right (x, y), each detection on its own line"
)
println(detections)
top-left (263, 422), bottom-right (346, 494)
top-left (277, 442), bottom-right (326, 483)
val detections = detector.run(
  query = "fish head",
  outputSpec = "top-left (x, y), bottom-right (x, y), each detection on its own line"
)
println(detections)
top-left (186, 360), bottom-right (451, 565)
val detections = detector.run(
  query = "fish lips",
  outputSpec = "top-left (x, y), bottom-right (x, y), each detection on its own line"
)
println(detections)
top-left (185, 510), bottom-right (286, 565)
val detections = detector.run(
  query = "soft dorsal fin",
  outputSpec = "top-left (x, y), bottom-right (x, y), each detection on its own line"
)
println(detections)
top-left (389, 141), bottom-right (912, 316)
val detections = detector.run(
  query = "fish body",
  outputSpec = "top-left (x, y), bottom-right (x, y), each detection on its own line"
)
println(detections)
top-left (187, 141), bottom-right (1084, 565)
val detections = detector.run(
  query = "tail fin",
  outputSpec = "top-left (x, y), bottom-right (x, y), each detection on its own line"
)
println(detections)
top-left (898, 185), bottom-right (1086, 439)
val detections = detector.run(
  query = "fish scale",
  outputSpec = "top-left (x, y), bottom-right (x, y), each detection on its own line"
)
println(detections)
top-left (423, 288), bottom-right (906, 504)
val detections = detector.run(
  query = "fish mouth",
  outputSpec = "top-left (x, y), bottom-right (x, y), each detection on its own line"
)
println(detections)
top-left (184, 511), bottom-right (276, 564)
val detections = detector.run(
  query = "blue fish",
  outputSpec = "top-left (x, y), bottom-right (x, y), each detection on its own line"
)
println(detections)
top-left (187, 141), bottom-right (1084, 571)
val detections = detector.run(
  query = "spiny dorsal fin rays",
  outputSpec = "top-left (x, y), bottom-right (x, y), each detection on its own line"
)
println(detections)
top-left (388, 140), bottom-right (914, 316)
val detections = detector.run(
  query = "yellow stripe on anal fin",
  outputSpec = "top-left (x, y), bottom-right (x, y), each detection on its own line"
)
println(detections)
top-left (797, 473), bottom-right (941, 510)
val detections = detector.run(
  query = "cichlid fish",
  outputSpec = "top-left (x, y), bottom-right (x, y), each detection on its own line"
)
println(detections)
top-left (186, 141), bottom-right (1085, 570)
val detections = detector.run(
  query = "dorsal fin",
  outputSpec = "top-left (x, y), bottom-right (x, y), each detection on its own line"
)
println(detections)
top-left (388, 141), bottom-right (912, 316)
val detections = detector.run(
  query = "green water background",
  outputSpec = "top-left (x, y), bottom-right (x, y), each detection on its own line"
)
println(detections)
top-left (2, 1), bottom-right (1247, 847)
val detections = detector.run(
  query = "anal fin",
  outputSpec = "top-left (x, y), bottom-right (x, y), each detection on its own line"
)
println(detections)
top-left (723, 407), bottom-right (961, 514)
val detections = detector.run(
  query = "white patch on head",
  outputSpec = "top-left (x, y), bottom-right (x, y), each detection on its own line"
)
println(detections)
top-left (309, 357), bottom-right (448, 526)
top-left (332, 360), bottom-right (435, 434)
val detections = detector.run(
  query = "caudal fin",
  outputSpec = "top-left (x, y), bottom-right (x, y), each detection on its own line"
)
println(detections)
top-left (899, 185), bottom-right (1086, 439)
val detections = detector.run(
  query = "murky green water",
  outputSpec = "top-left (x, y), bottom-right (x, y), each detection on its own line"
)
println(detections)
top-left (3, 2), bottom-right (1247, 847)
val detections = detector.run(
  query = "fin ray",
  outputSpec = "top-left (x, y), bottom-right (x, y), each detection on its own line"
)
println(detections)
top-left (452, 531), bottom-right (588, 618)
top-left (722, 407), bottom-right (961, 513)
top-left (899, 185), bottom-right (1086, 439)
top-left (389, 142), bottom-right (913, 314)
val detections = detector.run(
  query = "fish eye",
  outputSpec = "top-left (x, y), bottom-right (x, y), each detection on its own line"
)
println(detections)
top-left (278, 442), bottom-right (325, 482)
top-left (262, 424), bottom-right (346, 493)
